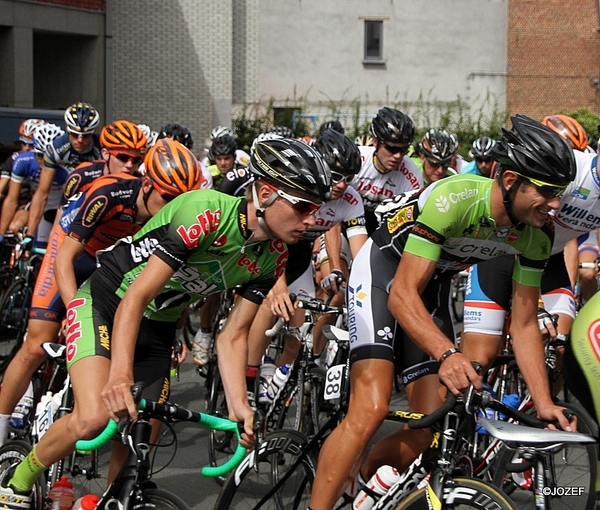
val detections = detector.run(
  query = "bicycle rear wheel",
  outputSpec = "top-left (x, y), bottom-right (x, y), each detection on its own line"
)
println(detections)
top-left (395, 477), bottom-right (516, 509)
top-left (0, 440), bottom-right (46, 510)
top-left (0, 279), bottom-right (31, 371)
top-left (214, 429), bottom-right (316, 510)
top-left (492, 401), bottom-right (598, 510)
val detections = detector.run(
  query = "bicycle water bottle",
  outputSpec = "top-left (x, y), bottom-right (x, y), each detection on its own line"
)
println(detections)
top-left (353, 465), bottom-right (401, 510)
top-left (9, 382), bottom-right (34, 429)
top-left (266, 364), bottom-right (291, 402)
top-left (71, 494), bottom-right (100, 510)
top-left (47, 476), bottom-right (74, 510)
top-left (258, 356), bottom-right (277, 404)
top-left (499, 393), bottom-right (520, 421)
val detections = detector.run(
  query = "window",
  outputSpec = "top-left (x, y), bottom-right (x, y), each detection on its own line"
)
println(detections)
top-left (364, 20), bottom-right (383, 63)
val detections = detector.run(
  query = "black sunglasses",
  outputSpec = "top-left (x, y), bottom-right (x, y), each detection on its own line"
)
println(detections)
top-left (383, 143), bottom-right (410, 155)
top-left (426, 159), bottom-right (449, 169)
top-left (476, 157), bottom-right (493, 163)
top-left (110, 152), bottom-right (143, 165)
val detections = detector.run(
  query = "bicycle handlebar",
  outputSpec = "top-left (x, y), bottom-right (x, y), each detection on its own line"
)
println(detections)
top-left (74, 398), bottom-right (247, 478)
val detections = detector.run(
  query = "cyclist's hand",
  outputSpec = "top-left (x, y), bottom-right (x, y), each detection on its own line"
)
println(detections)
top-left (229, 401), bottom-right (256, 449)
top-left (101, 376), bottom-right (138, 421)
top-left (320, 269), bottom-right (346, 295)
top-left (438, 352), bottom-right (482, 396)
top-left (265, 290), bottom-right (296, 321)
top-left (536, 403), bottom-right (576, 432)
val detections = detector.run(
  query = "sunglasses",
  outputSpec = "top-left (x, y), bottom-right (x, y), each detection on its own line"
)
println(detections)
top-left (383, 143), bottom-right (410, 155)
top-left (264, 183), bottom-right (321, 216)
top-left (330, 171), bottom-right (354, 184)
top-left (151, 181), bottom-right (178, 202)
top-left (476, 157), bottom-right (493, 163)
top-left (110, 151), bottom-right (143, 165)
top-left (514, 172), bottom-right (568, 199)
top-left (426, 159), bottom-right (449, 169)
top-left (69, 132), bottom-right (93, 140)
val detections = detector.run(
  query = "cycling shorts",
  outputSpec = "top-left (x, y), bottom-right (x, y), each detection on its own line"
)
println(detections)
top-left (463, 253), bottom-right (575, 336)
top-left (347, 238), bottom-right (455, 385)
top-left (65, 275), bottom-right (175, 402)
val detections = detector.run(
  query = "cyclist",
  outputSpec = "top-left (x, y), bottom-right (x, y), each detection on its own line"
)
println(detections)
top-left (136, 124), bottom-right (158, 148)
top-left (319, 119), bottom-right (345, 135)
top-left (309, 115), bottom-right (576, 510)
top-left (351, 107), bottom-right (422, 234)
top-left (0, 121), bottom-right (148, 446)
top-left (245, 132), bottom-right (367, 403)
top-left (0, 119), bottom-right (45, 198)
top-left (460, 136), bottom-right (498, 177)
top-left (0, 123), bottom-right (65, 248)
top-left (25, 102), bottom-right (101, 245)
top-left (204, 133), bottom-right (240, 189)
top-left (415, 128), bottom-right (458, 184)
top-left (462, 116), bottom-right (600, 383)
top-left (0, 138), bottom-right (205, 506)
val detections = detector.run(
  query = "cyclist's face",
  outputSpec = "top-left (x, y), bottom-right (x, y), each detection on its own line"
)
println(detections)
top-left (374, 139), bottom-right (409, 171)
top-left (215, 155), bottom-right (235, 175)
top-left (509, 176), bottom-right (561, 228)
top-left (69, 132), bottom-right (94, 153)
top-left (102, 148), bottom-right (143, 174)
top-left (421, 156), bottom-right (449, 183)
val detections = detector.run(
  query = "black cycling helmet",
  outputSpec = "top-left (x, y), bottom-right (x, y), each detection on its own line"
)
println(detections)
top-left (493, 115), bottom-right (576, 186)
top-left (314, 130), bottom-right (361, 176)
top-left (417, 129), bottom-right (455, 164)
top-left (208, 134), bottom-right (237, 161)
top-left (370, 107), bottom-right (415, 144)
top-left (319, 120), bottom-right (345, 136)
top-left (250, 138), bottom-right (332, 203)
top-left (267, 125), bottom-right (295, 138)
top-left (469, 136), bottom-right (496, 159)
top-left (158, 123), bottom-right (194, 150)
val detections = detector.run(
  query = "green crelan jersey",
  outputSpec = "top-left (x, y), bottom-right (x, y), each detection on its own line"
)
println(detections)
top-left (97, 189), bottom-right (288, 322)
top-left (372, 175), bottom-right (553, 286)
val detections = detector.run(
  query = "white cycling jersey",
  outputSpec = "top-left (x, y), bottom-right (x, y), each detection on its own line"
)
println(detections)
top-left (551, 150), bottom-right (600, 254)
top-left (350, 146), bottom-right (423, 211)
top-left (308, 185), bottom-right (367, 241)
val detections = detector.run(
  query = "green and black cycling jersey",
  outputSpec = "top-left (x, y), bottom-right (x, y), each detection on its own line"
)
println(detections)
top-left (97, 189), bottom-right (288, 322)
top-left (372, 175), bottom-right (553, 286)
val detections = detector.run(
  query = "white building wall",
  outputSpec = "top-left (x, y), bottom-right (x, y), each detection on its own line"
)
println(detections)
top-left (257, 0), bottom-right (507, 128)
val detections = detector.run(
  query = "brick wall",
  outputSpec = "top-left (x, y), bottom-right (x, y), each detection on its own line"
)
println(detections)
top-left (507, 0), bottom-right (600, 119)
top-left (32, 0), bottom-right (104, 11)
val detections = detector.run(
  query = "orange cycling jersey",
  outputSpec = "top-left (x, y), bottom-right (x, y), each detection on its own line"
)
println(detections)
top-left (67, 172), bottom-right (143, 257)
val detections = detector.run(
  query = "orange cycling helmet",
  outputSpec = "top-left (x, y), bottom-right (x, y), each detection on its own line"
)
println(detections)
top-left (100, 120), bottom-right (148, 152)
top-left (541, 115), bottom-right (588, 152)
top-left (144, 138), bottom-right (203, 197)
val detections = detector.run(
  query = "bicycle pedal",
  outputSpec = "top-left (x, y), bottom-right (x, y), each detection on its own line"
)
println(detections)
top-left (195, 365), bottom-right (208, 378)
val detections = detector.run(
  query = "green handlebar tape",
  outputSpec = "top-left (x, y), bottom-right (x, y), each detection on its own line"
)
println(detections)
top-left (201, 444), bottom-right (247, 478)
top-left (75, 420), bottom-right (118, 451)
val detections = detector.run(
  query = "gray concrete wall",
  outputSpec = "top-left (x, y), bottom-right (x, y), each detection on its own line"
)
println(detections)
top-left (257, 0), bottom-right (508, 128)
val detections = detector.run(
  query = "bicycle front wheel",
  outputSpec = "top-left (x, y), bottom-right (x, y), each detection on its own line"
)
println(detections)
top-left (0, 440), bottom-right (46, 510)
top-left (214, 429), bottom-right (316, 510)
top-left (396, 477), bottom-right (516, 509)
top-left (141, 488), bottom-right (190, 510)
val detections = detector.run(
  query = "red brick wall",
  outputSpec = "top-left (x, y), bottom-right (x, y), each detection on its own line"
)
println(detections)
top-left (32, 0), bottom-right (104, 11)
top-left (507, 0), bottom-right (600, 119)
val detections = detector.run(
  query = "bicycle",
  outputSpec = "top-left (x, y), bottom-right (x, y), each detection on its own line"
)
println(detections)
top-left (0, 236), bottom-right (45, 372)
top-left (73, 383), bottom-right (247, 510)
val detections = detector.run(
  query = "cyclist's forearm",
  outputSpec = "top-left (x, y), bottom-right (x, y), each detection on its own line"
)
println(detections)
top-left (0, 195), bottom-right (18, 236)
top-left (27, 190), bottom-right (49, 237)
top-left (324, 225), bottom-right (343, 270)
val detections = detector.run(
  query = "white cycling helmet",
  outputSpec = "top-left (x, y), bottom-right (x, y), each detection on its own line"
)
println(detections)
top-left (33, 123), bottom-right (65, 154)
